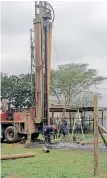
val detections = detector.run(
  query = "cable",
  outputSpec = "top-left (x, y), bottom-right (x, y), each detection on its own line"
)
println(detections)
top-left (53, 30), bottom-right (60, 67)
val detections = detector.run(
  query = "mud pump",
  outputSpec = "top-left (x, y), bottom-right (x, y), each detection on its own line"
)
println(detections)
top-left (1, 1), bottom-right (56, 143)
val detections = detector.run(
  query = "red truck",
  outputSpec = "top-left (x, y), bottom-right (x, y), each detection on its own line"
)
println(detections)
top-left (0, 108), bottom-right (40, 143)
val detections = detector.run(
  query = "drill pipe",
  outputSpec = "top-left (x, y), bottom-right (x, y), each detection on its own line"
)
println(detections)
top-left (1, 153), bottom-right (35, 160)
top-left (42, 146), bottom-right (50, 153)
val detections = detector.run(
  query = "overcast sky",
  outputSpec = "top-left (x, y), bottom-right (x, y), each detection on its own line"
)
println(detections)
top-left (1, 1), bottom-right (107, 106)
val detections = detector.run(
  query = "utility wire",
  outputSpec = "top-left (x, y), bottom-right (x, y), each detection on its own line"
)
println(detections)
top-left (53, 30), bottom-right (60, 68)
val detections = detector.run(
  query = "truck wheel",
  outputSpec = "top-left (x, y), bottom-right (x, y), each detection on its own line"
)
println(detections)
top-left (1, 127), bottom-right (4, 143)
top-left (31, 133), bottom-right (39, 142)
top-left (4, 126), bottom-right (19, 143)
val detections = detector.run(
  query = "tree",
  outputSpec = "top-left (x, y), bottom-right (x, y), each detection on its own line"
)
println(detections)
top-left (72, 91), bottom-right (102, 107)
top-left (51, 63), bottom-right (107, 108)
top-left (1, 73), bottom-right (35, 108)
top-left (1, 63), bottom-right (107, 108)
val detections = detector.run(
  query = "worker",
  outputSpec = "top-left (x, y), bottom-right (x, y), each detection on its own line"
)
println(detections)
top-left (61, 118), bottom-right (67, 138)
top-left (43, 125), bottom-right (57, 143)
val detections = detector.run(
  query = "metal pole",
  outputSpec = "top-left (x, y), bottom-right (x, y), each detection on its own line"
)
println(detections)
top-left (46, 25), bottom-right (52, 125)
top-left (40, 1), bottom-right (45, 125)
top-left (93, 95), bottom-right (99, 176)
top-left (33, 4), bottom-right (43, 123)
top-left (35, 1), bottom-right (38, 16)
top-left (30, 29), bottom-right (33, 97)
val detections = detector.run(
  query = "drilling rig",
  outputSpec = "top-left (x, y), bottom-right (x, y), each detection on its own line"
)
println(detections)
top-left (0, 1), bottom-right (55, 143)
top-left (33, 1), bottom-right (54, 126)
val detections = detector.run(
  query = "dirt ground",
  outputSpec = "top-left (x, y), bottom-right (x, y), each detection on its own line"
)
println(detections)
top-left (24, 140), bottom-right (107, 152)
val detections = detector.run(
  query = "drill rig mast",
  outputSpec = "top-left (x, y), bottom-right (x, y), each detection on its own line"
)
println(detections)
top-left (33, 1), bottom-right (54, 125)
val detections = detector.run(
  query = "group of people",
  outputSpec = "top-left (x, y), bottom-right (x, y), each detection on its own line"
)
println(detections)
top-left (43, 118), bottom-right (68, 143)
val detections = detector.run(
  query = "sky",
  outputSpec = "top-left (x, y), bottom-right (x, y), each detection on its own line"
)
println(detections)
top-left (1, 1), bottom-right (107, 106)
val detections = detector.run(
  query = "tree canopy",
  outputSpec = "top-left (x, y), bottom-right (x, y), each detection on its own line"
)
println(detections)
top-left (1, 73), bottom-right (35, 108)
top-left (1, 63), bottom-right (107, 108)
top-left (51, 63), bottom-right (106, 107)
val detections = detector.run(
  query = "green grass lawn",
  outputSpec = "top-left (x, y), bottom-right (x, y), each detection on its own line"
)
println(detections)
top-left (1, 143), bottom-right (107, 178)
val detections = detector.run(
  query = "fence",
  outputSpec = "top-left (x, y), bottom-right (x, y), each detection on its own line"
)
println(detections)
top-left (52, 110), bottom-right (107, 133)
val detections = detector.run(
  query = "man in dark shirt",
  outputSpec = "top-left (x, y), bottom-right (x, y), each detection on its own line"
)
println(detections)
top-left (61, 119), bottom-right (67, 138)
top-left (43, 125), bottom-right (57, 143)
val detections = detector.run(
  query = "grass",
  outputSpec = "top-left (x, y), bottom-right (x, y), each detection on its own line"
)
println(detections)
top-left (1, 143), bottom-right (107, 178)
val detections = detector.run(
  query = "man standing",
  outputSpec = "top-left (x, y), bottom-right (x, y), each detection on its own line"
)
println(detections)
top-left (61, 118), bottom-right (67, 138)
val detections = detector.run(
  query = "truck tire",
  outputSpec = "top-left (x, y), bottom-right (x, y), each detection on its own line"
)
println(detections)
top-left (31, 133), bottom-right (39, 142)
top-left (4, 126), bottom-right (19, 143)
top-left (1, 127), bottom-right (4, 142)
